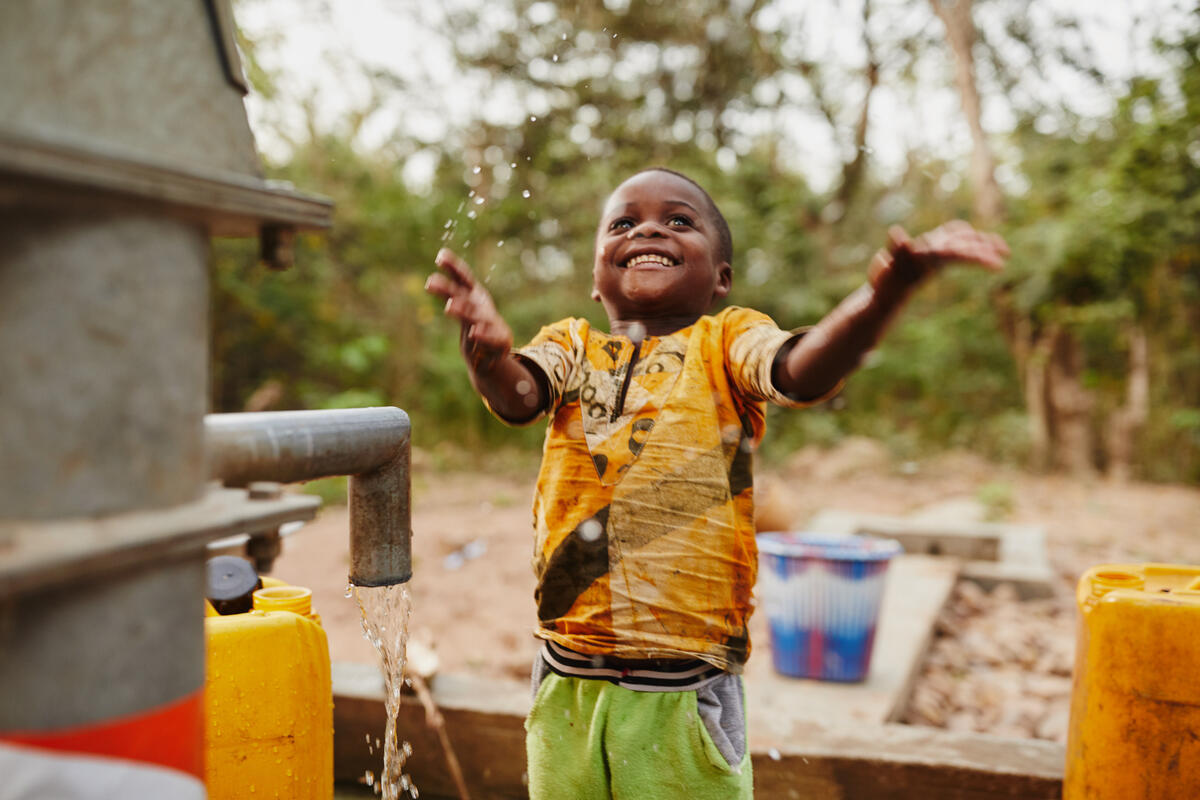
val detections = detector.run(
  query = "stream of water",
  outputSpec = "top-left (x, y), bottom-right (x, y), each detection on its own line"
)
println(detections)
top-left (353, 583), bottom-right (417, 799)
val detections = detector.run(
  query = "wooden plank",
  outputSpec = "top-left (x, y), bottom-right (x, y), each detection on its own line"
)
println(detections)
top-left (333, 664), bottom-right (529, 799)
top-left (332, 666), bottom-right (1064, 800)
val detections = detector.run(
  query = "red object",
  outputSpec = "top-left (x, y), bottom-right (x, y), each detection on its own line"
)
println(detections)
top-left (1, 689), bottom-right (204, 779)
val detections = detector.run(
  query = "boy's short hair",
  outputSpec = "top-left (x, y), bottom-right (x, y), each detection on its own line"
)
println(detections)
top-left (635, 167), bottom-right (734, 267)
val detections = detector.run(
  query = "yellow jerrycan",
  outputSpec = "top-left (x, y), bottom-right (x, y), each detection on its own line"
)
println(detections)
top-left (1064, 563), bottom-right (1200, 798)
top-left (204, 556), bottom-right (333, 799)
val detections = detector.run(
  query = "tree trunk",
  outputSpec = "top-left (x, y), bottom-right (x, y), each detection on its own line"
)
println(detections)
top-left (834, 0), bottom-right (880, 213)
top-left (1105, 325), bottom-right (1149, 482)
top-left (1046, 326), bottom-right (1095, 476)
top-left (992, 293), bottom-right (1053, 471)
top-left (1023, 324), bottom-right (1052, 472)
top-left (928, 0), bottom-right (1005, 226)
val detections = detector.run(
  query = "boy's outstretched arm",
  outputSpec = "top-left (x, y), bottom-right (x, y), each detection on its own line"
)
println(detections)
top-left (425, 248), bottom-right (548, 422)
top-left (773, 221), bottom-right (1008, 401)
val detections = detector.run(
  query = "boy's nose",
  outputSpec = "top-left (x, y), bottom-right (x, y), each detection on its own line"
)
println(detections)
top-left (627, 220), bottom-right (667, 238)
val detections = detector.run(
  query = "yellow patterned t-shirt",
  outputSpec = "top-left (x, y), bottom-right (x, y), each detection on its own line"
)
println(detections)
top-left (502, 306), bottom-right (826, 671)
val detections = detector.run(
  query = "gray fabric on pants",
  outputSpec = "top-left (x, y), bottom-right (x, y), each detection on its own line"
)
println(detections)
top-left (696, 672), bottom-right (747, 766)
top-left (531, 654), bottom-right (747, 767)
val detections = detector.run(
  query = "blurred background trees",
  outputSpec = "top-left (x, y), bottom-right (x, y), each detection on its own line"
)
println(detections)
top-left (212, 0), bottom-right (1200, 483)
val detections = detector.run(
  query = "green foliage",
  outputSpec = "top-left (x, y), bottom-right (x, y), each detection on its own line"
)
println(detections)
top-left (975, 481), bottom-right (1016, 522)
top-left (1000, 31), bottom-right (1200, 479)
top-left (302, 476), bottom-right (348, 506)
top-left (212, 4), bottom-right (1200, 482)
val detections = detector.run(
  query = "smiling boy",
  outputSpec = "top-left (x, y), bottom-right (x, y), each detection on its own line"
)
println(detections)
top-left (425, 167), bottom-right (1006, 798)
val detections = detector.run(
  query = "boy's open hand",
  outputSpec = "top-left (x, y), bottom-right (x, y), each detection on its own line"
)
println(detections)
top-left (869, 220), bottom-right (1008, 289)
top-left (425, 248), bottom-right (513, 370)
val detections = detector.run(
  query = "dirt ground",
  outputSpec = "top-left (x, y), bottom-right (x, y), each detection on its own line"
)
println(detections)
top-left (271, 439), bottom-right (1200, 741)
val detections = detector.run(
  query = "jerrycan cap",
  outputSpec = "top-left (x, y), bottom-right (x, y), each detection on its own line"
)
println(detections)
top-left (206, 555), bottom-right (261, 615)
top-left (254, 585), bottom-right (313, 616)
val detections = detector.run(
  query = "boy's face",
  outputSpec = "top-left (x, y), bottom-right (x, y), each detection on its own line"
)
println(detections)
top-left (591, 171), bottom-right (731, 330)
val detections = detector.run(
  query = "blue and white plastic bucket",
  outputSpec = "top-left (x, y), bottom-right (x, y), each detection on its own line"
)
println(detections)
top-left (756, 532), bottom-right (902, 682)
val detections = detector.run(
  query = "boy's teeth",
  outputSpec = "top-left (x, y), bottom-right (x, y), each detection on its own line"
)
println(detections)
top-left (626, 254), bottom-right (674, 267)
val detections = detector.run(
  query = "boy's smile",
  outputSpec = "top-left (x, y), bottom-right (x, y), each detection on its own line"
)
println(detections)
top-left (592, 170), bottom-right (732, 338)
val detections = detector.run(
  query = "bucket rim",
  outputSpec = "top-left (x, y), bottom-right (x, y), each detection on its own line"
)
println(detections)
top-left (757, 531), bottom-right (902, 561)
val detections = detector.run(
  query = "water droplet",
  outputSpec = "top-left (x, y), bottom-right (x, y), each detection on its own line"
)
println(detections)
top-left (530, 115), bottom-right (537, 122)
top-left (552, 54), bottom-right (558, 62)
top-left (467, 210), bottom-right (477, 219)
top-left (561, 33), bottom-right (567, 40)
top-left (474, 196), bottom-right (485, 205)
top-left (510, 162), bottom-right (517, 168)
top-left (472, 165), bottom-right (481, 174)
top-left (578, 518), bottom-right (603, 542)
top-left (522, 190), bottom-right (531, 198)
top-left (497, 240), bottom-right (505, 247)
top-left (769, 747), bottom-right (782, 761)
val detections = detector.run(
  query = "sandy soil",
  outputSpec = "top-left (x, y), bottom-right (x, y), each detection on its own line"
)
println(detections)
top-left (271, 440), bottom-right (1200, 738)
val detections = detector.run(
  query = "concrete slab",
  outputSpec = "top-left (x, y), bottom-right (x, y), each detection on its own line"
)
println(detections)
top-left (806, 508), bottom-right (1057, 599)
top-left (745, 554), bottom-right (961, 746)
top-left (806, 509), bottom-right (1002, 559)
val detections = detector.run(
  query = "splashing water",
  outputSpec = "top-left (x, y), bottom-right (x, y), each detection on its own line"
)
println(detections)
top-left (354, 583), bottom-right (416, 799)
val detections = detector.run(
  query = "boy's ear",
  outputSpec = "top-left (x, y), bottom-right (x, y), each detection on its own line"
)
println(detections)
top-left (713, 262), bottom-right (732, 299)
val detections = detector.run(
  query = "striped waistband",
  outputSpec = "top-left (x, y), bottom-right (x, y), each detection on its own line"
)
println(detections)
top-left (539, 641), bottom-right (723, 692)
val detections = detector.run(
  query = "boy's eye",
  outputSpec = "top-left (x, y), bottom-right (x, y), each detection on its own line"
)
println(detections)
top-left (668, 215), bottom-right (693, 227)
top-left (609, 218), bottom-right (634, 231)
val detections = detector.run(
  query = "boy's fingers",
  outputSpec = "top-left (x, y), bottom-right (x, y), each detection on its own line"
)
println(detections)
top-left (886, 225), bottom-right (912, 254)
top-left (435, 248), bottom-right (476, 289)
top-left (424, 272), bottom-right (462, 299)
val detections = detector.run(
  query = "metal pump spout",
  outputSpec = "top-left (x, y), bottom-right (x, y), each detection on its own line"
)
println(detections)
top-left (205, 407), bottom-right (412, 585)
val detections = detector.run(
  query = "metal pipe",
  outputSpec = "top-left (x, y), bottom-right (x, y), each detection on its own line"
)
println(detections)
top-left (205, 407), bottom-right (412, 586)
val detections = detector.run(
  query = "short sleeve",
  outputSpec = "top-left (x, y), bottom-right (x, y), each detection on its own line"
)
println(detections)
top-left (510, 318), bottom-right (581, 416)
top-left (724, 309), bottom-right (842, 408)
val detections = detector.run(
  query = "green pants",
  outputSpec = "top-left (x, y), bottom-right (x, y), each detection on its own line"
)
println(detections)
top-left (525, 672), bottom-right (753, 800)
